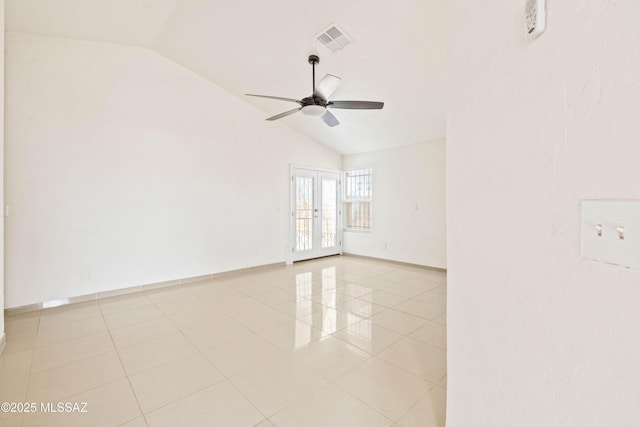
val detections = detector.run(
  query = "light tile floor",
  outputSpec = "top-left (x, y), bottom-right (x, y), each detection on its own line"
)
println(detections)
top-left (0, 256), bottom-right (447, 427)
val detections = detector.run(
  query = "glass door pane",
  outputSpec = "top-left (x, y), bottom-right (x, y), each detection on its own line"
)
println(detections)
top-left (295, 175), bottom-right (314, 252)
top-left (321, 178), bottom-right (338, 248)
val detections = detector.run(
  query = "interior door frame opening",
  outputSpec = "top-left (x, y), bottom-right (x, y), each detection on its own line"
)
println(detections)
top-left (289, 165), bottom-right (343, 263)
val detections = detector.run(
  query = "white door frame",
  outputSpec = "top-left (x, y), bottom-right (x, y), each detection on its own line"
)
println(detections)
top-left (289, 165), bottom-right (343, 263)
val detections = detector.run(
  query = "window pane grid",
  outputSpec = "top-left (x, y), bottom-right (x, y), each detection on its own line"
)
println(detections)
top-left (344, 168), bottom-right (372, 200)
top-left (344, 168), bottom-right (372, 231)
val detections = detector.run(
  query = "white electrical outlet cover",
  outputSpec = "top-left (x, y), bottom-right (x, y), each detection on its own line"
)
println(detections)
top-left (525, 0), bottom-right (546, 40)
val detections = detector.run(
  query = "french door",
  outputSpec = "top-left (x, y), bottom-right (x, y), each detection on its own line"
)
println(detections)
top-left (291, 167), bottom-right (342, 262)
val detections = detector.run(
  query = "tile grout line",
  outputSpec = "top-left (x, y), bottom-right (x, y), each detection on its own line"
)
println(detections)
top-left (6, 312), bottom-right (41, 427)
top-left (97, 302), bottom-right (148, 426)
top-left (214, 275), bottom-right (316, 421)
top-left (326, 329), bottom-right (440, 423)
top-left (376, 335), bottom-right (448, 386)
top-left (141, 287), bottom-right (269, 421)
top-left (22, 312), bottom-right (41, 404)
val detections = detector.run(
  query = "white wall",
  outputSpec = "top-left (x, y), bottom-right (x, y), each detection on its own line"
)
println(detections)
top-left (448, 1), bottom-right (640, 426)
top-left (342, 140), bottom-right (446, 268)
top-left (0, 0), bottom-right (5, 349)
top-left (5, 33), bottom-right (341, 308)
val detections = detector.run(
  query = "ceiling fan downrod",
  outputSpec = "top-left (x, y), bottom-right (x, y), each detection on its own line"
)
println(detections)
top-left (308, 55), bottom-right (319, 94)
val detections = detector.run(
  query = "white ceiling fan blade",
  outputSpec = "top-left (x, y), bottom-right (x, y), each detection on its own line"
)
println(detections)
top-left (266, 108), bottom-right (302, 121)
top-left (328, 100), bottom-right (384, 109)
top-left (320, 110), bottom-right (339, 127)
top-left (246, 94), bottom-right (302, 104)
top-left (314, 74), bottom-right (341, 100)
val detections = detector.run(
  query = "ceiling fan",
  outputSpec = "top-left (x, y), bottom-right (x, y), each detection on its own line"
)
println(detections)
top-left (246, 55), bottom-right (384, 127)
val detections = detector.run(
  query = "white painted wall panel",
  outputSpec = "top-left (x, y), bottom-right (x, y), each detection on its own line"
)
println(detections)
top-left (0, 0), bottom-right (5, 344)
top-left (342, 140), bottom-right (446, 268)
top-left (5, 33), bottom-right (340, 308)
top-left (448, 1), bottom-right (640, 426)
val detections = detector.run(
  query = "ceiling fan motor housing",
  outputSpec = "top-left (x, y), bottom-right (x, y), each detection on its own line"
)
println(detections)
top-left (302, 96), bottom-right (327, 106)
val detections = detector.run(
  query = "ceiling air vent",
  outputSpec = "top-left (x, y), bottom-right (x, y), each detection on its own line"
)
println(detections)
top-left (315, 24), bottom-right (353, 53)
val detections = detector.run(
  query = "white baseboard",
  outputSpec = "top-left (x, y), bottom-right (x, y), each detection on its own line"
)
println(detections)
top-left (5, 261), bottom-right (287, 316)
top-left (342, 252), bottom-right (447, 273)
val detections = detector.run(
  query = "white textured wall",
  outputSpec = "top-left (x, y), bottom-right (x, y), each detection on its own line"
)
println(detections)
top-left (342, 140), bottom-right (446, 268)
top-left (0, 0), bottom-right (5, 346)
top-left (5, 33), bottom-right (341, 308)
top-left (448, 1), bottom-right (640, 426)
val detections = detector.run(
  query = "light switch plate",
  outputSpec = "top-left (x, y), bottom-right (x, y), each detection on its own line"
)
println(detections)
top-left (581, 200), bottom-right (640, 270)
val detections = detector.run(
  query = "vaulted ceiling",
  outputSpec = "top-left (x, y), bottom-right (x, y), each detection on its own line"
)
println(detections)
top-left (5, 0), bottom-right (448, 155)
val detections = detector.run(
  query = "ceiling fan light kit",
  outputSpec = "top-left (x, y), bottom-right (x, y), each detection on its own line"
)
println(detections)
top-left (246, 55), bottom-right (384, 127)
top-left (301, 105), bottom-right (326, 117)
